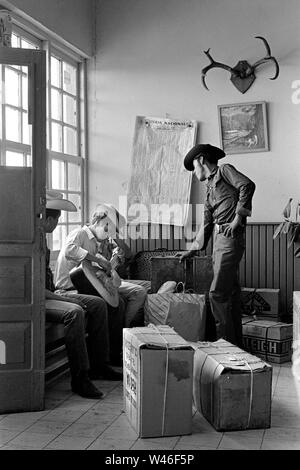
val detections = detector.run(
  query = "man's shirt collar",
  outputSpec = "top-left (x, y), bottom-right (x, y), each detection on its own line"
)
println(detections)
top-left (83, 225), bottom-right (95, 240)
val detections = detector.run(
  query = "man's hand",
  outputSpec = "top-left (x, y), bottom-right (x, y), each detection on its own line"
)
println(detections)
top-left (95, 253), bottom-right (112, 273)
top-left (175, 250), bottom-right (197, 264)
top-left (223, 215), bottom-right (243, 238)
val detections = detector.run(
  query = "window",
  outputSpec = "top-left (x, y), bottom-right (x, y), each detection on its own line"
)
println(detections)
top-left (48, 51), bottom-right (85, 251)
top-left (6, 26), bottom-right (87, 251)
top-left (0, 31), bottom-right (40, 167)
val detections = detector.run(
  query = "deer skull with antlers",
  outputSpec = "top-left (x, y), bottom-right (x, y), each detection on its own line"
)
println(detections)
top-left (201, 36), bottom-right (279, 94)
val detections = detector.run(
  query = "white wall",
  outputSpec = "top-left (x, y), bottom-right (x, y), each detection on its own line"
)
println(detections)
top-left (2, 0), bottom-right (94, 56)
top-left (88, 0), bottom-right (300, 222)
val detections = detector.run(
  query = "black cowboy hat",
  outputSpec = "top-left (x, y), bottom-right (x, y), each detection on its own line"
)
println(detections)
top-left (184, 144), bottom-right (226, 171)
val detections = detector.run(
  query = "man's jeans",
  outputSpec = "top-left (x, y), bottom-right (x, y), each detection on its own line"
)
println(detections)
top-left (119, 281), bottom-right (147, 328)
top-left (46, 293), bottom-right (110, 378)
top-left (209, 230), bottom-right (245, 347)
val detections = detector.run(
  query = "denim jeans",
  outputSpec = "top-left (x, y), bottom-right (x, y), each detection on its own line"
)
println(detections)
top-left (209, 230), bottom-right (245, 347)
top-left (46, 293), bottom-right (109, 378)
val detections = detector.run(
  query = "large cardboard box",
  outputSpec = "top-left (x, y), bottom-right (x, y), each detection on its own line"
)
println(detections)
top-left (241, 288), bottom-right (281, 320)
top-left (293, 292), bottom-right (300, 352)
top-left (292, 292), bottom-right (300, 405)
top-left (242, 317), bottom-right (293, 364)
top-left (123, 325), bottom-right (194, 438)
top-left (193, 339), bottom-right (272, 431)
top-left (145, 293), bottom-right (206, 341)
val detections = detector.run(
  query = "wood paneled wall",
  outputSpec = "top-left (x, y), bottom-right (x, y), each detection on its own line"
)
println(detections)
top-left (125, 223), bottom-right (300, 316)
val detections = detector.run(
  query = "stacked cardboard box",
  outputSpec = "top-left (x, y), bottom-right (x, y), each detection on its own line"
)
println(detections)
top-left (293, 292), bottom-right (300, 405)
top-left (193, 339), bottom-right (272, 431)
top-left (241, 288), bottom-right (280, 320)
top-left (293, 292), bottom-right (300, 352)
top-left (242, 317), bottom-right (293, 364)
top-left (123, 325), bottom-right (194, 438)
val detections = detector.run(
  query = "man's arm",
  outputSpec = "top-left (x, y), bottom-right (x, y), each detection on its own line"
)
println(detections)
top-left (220, 164), bottom-right (256, 237)
top-left (178, 201), bottom-right (214, 262)
top-left (64, 230), bottom-right (111, 271)
top-left (221, 164), bottom-right (256, 218)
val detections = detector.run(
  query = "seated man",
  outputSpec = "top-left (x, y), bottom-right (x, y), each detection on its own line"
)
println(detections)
top-left (55, 204), bottom-right (147, 328)
top-left (45, 190), bottom-right (122, 400)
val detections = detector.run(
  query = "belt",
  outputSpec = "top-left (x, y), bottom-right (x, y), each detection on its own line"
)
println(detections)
top-left (215, 223), bottom-right (245, 234)
top-left (215, 223), bottom-right (227, 234)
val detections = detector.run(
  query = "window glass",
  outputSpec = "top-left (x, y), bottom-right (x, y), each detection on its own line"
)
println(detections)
top-left (6, 151), bottom-right (24, 166)
top-left (64, 126), bottom-right (77, 155)
top-left (51, 122), bottom-right (63, 152)
top-left (52, 159), bottom-right (65, 189)
top-left (68, 162), bottom-right (81, 191)
top-left (63, 94), bottom-right (77, 126)
top-left (68, 194), bottom-right (81, 222)
top-left (5, 68), bottom-right (19, 106)
top-left (63, 62), bottom-right (77, 95)
top-left (51, 89), bottom-right (62, 121)
top-left (51, 56), bottom-right (61, 88)
top-left (5, 107), bottom-right (21, 142)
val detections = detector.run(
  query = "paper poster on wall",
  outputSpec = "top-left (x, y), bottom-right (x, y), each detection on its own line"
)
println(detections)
top-left (127, 116), bottom-right (197, 226)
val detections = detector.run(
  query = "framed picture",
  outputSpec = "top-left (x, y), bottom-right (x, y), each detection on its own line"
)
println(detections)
top-left (218, 101), bottom-right (269, 154)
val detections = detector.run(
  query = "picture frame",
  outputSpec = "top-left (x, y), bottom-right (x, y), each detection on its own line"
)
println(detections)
top-left (218, 101), bottom-right (269, 154)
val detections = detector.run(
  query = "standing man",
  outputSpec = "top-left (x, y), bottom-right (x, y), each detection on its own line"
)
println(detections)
top-left (179, 144), bottom-right (255, 347)
top-left (45, 190), bottom-right (122, 400)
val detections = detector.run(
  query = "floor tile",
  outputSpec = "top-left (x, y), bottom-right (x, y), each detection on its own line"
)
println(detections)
top-left (61, 422), bottom-right (110, 438)
top-left (261, 440), bottom-right (300, 450)
top-left (174, 443), bottom-right (216, 450)
top-left (0, 430), bottom-right (21, 446)
top-left (42, 408), bottom-right (86, 423)
top-left (0, 412), bottom-right (46, 431)
top-left (24, 419), bottom-right (71, 435)
top-left (263, 426), bottom-right (300, 441)
top-left (192, 413), bottom-right (220, 434)
top-left (178, 432), bottom-right (222, 448)
top-left (131, 439), bottom-right (177, 450)
top-left (218, 434), bottom-right (263, 450)
top-left (45, 435), bottom-right (95, 450)
top-left (87, 438), bottom-right (136, 450)
top-left (8, 432), bottom-right (57, 449)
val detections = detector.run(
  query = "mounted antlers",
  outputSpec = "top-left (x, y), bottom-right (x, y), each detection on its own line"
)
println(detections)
top-left (201, 36), bottom-right (279, 94)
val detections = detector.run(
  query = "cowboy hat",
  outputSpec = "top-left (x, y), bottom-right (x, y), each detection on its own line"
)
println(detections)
top-left (93, 203), bottom-right (126, 229)
top-left (184, 144), bottom-right (226, 171)
top-left (46, 189), bottom-right (77, 212)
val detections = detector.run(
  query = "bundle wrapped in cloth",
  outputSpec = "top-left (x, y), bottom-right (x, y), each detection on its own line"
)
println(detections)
top-left (145, 292), bottom-right (207, 342)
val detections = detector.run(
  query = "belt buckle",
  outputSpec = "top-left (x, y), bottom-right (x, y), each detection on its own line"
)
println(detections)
top-left (215, 223), bottom-right (221, 234)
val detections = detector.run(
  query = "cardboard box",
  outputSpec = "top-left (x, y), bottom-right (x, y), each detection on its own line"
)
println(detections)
top-left (292, 292), bottom-right (300, 405)
top-left (193, 339), bottom-right (272, 431)
top-left (145, 293), bottom-right (206, 341)
top-left (293, 292), bottom-right (300, 352)
top-left (241, 288), bottom-right (280, 320)
top-left (123, 325), bottom-right (194, 438)
top-left (242, 317), bottom-right (293, 364)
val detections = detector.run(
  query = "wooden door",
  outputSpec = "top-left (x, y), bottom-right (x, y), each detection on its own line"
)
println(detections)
top-left (0, 48), bottom-right (46, 412)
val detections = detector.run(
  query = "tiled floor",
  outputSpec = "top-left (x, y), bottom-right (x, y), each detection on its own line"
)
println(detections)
top-left (0, 363), bottom-right (299, 450)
